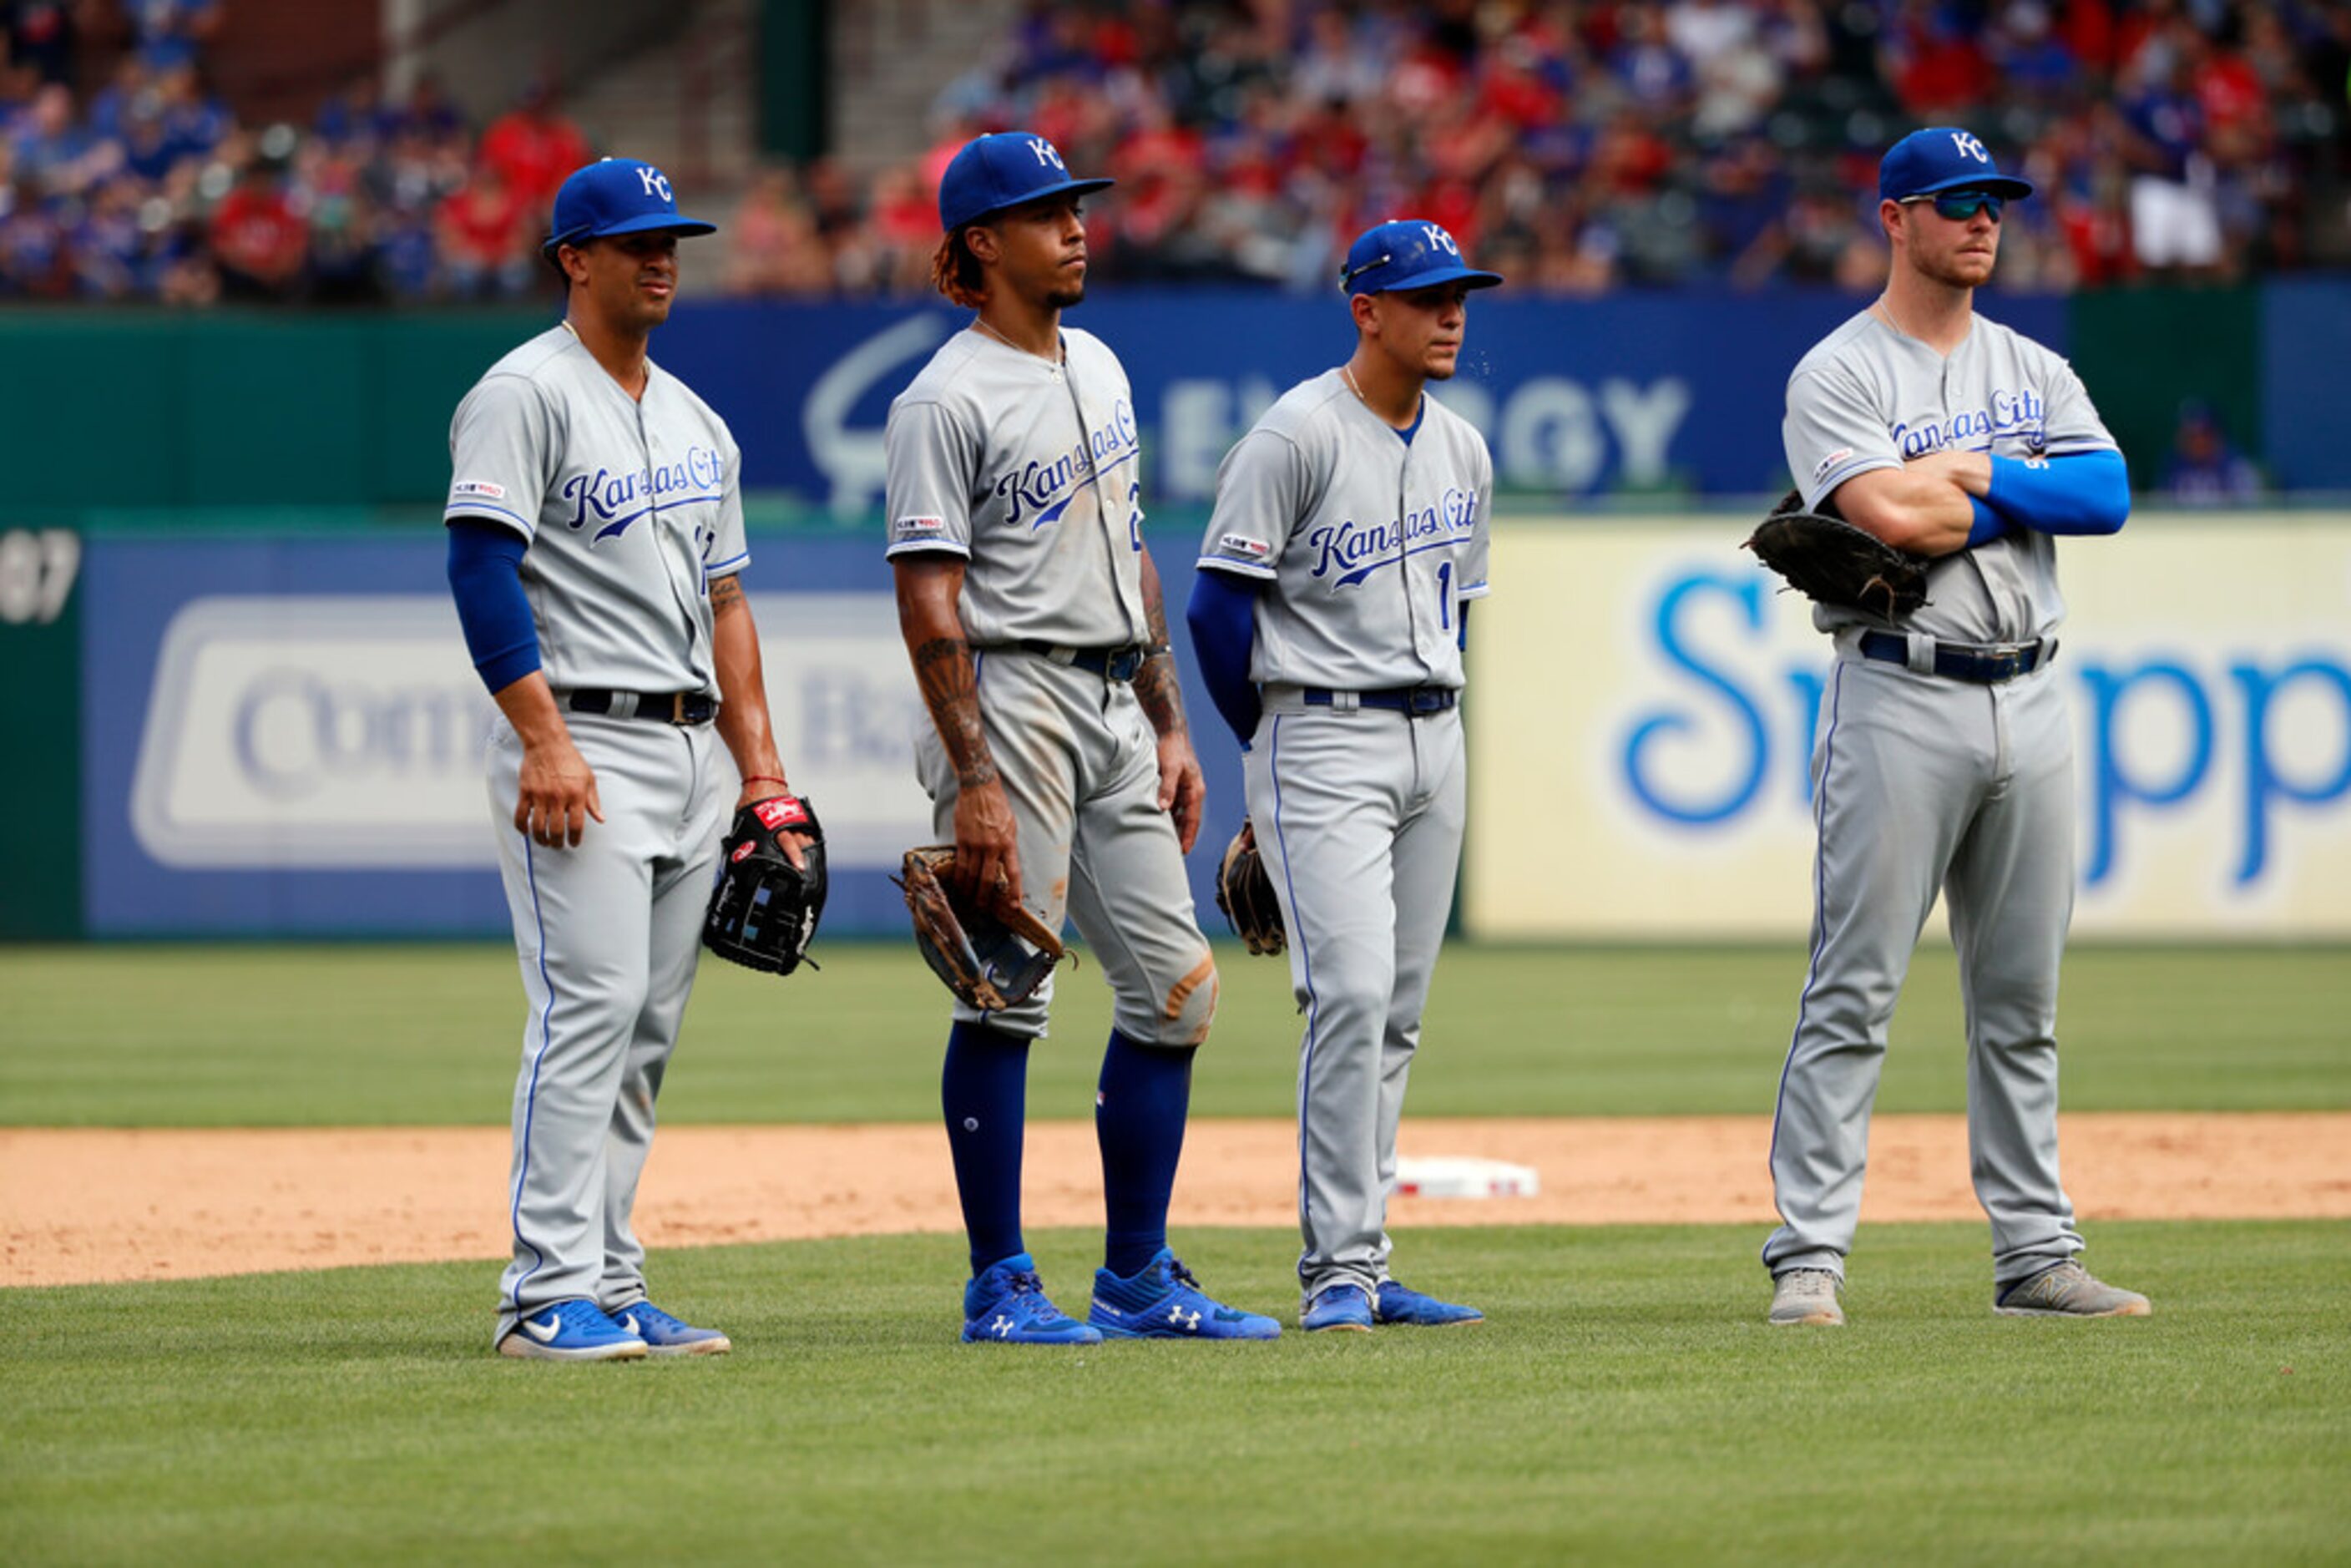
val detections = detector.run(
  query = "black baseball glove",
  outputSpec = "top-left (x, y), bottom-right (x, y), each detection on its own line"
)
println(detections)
top-left (703, 794), bottom-right (826, 975)
top-left (892, 846), bottom-right (1068, 1012)
top-left (1215, 820), bottom-right (1285, 957)
top-left (1744, 488), bottom-right (1930, 621)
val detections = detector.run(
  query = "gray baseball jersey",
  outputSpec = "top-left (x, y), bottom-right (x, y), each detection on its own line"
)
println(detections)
top-left (1201, 375), bottom-right (1492, 1308)
top-left (1765, 305), bottom-right (2120, 1297)
top-left (883, 324), bottom-right (1211, 1047)
top-left (1196, 371), bottom-right (1492, 690)
top-left (446, 323), bottom-right (749, 697)
top-left (884, 326), bottom-right (1148, 650)
top-left (447, 321), bottom-right (746, 1347)
top-left (1785, 311), bottom-right (2116, 644)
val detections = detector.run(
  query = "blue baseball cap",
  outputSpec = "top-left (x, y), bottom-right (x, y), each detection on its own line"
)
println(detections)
top-left (1878, 128), bottom-right (2034, 204)
top-left (1339, 220), bottom-right (1503, 296)
top-left (542, 158), bottom-right (715, 260)
top-left (938, 132), bottom-right (1113, 233)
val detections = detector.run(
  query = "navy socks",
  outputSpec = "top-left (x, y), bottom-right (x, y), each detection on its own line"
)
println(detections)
top-left (1095, 1029), bottom-right (1196, 1278)
top-left (944, 1022), bottom-right (1197, 1282)
top-left (942, 1019), bottom-right (1031, 1277)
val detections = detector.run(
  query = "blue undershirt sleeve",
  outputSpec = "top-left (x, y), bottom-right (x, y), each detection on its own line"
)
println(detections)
top-left (1184, 569), bottom-right (1263, 747)
top-left (1965, 496), bottom-right (2013, 547)
top-left (446, 517), bottom-right (541, 695)
top-left (1983, 450), bottom-right (2131, 536)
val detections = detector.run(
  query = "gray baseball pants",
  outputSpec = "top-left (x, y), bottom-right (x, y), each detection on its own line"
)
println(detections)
top-left (487, 714), bottom-right (728, 1344)
top-left (1245, 690), bottom-right (1466, 1304)
top-left (1764, 653), bottom-right (2086, 1288)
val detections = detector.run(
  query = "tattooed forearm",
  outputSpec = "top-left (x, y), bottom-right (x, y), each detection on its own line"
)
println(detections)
top-left (1133, 556), bottom-right (1188, 739)
top-left (1133, 647), bottom-right (1186, 738)
top-left (709, 574), bottom-right (746, 612)
top-left (913, 635), bottom-right (999, 787)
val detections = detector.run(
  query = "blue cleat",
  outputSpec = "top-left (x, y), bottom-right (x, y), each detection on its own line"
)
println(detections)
top-left (498, 1298), bottom-right (649, 1362)
top-left (1088, 1250), bottom-right (1282, 1340)
top-left (962, 1252), bottom-right (1105, 1345)
top-left (1301, 1282), bottom-right (1376, 1333)
top-left (613, 1301), bottom-right (731, 1357)
top-left (1375, 1280), bottom-right (1484, 1327)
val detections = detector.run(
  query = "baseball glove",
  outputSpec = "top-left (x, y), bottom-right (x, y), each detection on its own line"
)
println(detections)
top-left (1215, 820), bottom-right (1285, 957)
top-left (1744, 488), bottom-right (1930, 621)
top-left (703, 794), bottom-right (827, 976)
top-left (892, 846), bottom-right (1067, 1012)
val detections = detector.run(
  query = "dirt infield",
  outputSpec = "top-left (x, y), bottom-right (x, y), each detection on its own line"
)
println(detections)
top-left (6, 1112), bottom-right (2347, 1288)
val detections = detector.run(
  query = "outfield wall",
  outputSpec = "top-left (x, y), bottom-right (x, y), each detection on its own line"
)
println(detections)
top-left (1469, 513), bottom-right (2351, 938)
top-left (26, 510), bottom-right (2348, 943)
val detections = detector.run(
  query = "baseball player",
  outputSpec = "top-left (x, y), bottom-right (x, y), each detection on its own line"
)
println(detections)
top-left (1187, 220), bottom-right (1498, 1333)
top-left (884, 131), bottom-right (1277, 1344)
top-left (446, 158), bottom-right (811, 1360)
top-left (1765, 129), bottom-right (2147, 1326)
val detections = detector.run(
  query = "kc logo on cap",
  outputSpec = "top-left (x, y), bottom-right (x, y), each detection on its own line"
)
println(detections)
top-left (1878, 127), bottom-right (2034, 204)
top-left (938, 131), bottom-right (1115, 232)
top-left (544, 157), bottom-right (715, 258)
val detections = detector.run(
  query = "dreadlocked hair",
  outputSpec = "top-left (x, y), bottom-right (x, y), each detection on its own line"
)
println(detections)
top-left (931, 228), bottom-right (988, 307)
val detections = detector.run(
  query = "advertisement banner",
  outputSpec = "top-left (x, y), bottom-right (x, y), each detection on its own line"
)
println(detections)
top-left (652, 291), bottom-right (2065, 508)
top-left (1468, 514), bottom-right (2351, 938)
top-left (81, 534), bottom-right (1251, 938)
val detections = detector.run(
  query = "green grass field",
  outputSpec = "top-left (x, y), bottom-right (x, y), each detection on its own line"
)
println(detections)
top-left (3, 943), bottom-right (2346, 1564)
top-left (5, 1224), bottom-right (2345, 1565)
top-left (3, 943), bottom-right (2345, 1125)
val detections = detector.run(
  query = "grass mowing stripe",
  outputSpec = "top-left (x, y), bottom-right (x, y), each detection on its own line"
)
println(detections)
top-left (3, 1222), bottom-right (2344, 1565)
top-left (3, 944), bottom-right (2346, 1125)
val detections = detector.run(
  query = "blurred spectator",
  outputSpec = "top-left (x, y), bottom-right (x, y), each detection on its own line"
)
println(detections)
top-left (721, 168), bottom-right (831, 296)
top-left (208, 159), bottom-right (305, 299)
top-left (2162, 400), bottom-right (2263, 503)
top-left (436, 163), bottom-right (533, 300)
top-left (478, 82), bottom-right (589, 215)
top-left (5, 0), bottom-right (2351, 306)
top-left (3, 1), bottom-right (76, 84)
top-left (2118, 21), bottom-right (2227, 274)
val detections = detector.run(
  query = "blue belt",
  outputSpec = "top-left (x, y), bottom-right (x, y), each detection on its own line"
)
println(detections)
top-left (1303, 686), bottom-right (1459, 716)
top-left (1018, 641), bottom-right (1148, 681)
top-left (561, 688), bottom-right (716, 724)
top-left (1859, 631), bottom-right (2051, 685)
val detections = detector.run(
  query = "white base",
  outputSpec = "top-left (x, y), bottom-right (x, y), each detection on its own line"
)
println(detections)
top-left (1394, 1156), bottom-right (1540, 1200)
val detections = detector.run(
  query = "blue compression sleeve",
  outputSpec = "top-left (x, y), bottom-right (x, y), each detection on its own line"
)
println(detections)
top-left (1965, 496), bottom-right (2014, 547)
top-left (1185, 569), bottom-right (1262, 746)
top-left (1984, 450), bottom-right (2131, 536)
top-left (446, 518), bottom-right (541, 694)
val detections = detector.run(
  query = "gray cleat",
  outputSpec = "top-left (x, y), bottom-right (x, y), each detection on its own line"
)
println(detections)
top-left (1768, 1267), bottom-right (1844, 1327)
top-left (1995, 1260), bottom-right (2151, 1318)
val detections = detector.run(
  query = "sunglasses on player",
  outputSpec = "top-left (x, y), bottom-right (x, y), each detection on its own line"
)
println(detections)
top-left (1904, 190), bottom-right (2005, 223)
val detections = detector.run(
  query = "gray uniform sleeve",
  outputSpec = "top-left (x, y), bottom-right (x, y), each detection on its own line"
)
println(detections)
top-left (883, 397), bottom-right (978, 558)
top-left (1785, 362), bottom-right (1899, 511)
top-left (446, 374), bottom-right (556, 539)
top-left (706, 428), bottom-right (751, 579)
top-left (1459, 445), bottom-right (1494, 602)
top-left (1198, 427), bottom-right (1307, 581)
top-left (2039, 356), bottom-right (2119, 457)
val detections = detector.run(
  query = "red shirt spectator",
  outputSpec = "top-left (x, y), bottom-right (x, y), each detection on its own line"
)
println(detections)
top-left (437, 168), bottom-right (528, 268)
top-left (209, 169), bottom-right (306, 288)
top-left (478, 89), bottom-right (591, 211)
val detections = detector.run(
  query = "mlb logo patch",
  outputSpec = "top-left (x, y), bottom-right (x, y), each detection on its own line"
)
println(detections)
top-left (754, 797), bottom-right (810, 831)
top-left (453, 479), bottom-right (507, 500)
top-left (1811, 448), bottom-right (1852, 483)
top-left (896, 515), bottom-right (948, 538)
top-left (1219, 534), bottom-right (1271, 559)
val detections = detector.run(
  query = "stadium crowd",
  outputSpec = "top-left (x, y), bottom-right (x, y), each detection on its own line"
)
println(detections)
top-left (4, 0), bottom-right (2348, 303)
